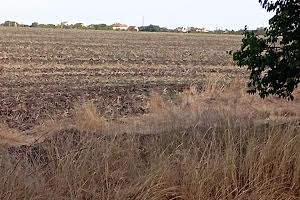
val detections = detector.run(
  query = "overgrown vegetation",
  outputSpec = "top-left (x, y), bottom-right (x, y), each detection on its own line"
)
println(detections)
top-left (0, 78), bottom-right (299, 199)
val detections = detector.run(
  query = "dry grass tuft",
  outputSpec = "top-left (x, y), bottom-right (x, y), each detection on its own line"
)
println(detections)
top-left (73, 101), bottom-right (108, 132)
top-left (0, 124), bottom-right (36, 147)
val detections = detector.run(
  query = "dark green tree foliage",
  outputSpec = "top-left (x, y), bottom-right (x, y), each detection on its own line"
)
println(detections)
top-left (31, 22), bottom-right (39, 28)
top-left (233, 0), bottom-right (300, 99)
top-left (139, 24), bottom-right (169, 32)
top-left (73, 23), bottom-right (85, 29)
top-left (89, 24), bottom-right (112, 30)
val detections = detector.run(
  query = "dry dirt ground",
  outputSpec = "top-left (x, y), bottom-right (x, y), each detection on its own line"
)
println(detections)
top-left (0, 27), bottom-right (243, 130)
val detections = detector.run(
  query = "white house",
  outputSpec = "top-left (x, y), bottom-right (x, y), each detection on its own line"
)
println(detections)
top-left (196, 28), bottom-right (209, 33)
top-left (112, 23), bottom-right (128, 31)
top-left (176, 27), bottom-right (191, 33)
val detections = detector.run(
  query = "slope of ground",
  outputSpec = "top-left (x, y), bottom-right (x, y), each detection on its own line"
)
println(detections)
top-left (0, 78), bottom-right (299, 199)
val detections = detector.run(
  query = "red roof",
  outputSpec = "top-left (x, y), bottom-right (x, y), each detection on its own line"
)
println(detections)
top-left (112, 23), bottom-right (128, 27)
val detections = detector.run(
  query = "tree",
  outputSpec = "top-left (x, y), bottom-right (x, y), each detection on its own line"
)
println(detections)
top-left (59, 21), bottom-right (68, 29)
top-left (139, 24), bottom-right (161, 32)
top-left (89, 24), bottom-right (112, 30)
top-left (31, 22), bottom-right (39, 28)
top-left (232, 0), bottom-right (300, 100)
top-left (73, 23), bottom-right (85, 29)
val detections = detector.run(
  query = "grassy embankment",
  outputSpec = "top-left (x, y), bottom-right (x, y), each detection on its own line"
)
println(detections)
top-left (0, 77), bottom-right (300, 199)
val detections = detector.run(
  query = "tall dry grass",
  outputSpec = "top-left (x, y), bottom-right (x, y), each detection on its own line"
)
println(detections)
top-left (0, 77), bottom-right (300, 200)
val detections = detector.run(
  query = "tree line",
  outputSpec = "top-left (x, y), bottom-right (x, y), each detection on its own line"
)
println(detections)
top-left (0, 21), bottom-right (266, 35)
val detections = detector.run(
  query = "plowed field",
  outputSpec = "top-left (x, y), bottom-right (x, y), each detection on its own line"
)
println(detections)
top-left (0, 27), bottom-right (242, 130)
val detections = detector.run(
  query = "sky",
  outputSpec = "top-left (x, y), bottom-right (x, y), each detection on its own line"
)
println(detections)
top-left (0, 0), bottom-right (273, 30)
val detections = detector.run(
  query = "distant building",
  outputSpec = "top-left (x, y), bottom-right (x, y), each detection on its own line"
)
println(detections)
top-left (176, 27), bottom-right (191, 33)
top-left (196, 28), bottom-right (209, 33)
top-left (127, 26), bottom-right (139, 31)
top-left (3, 21), bottom-right (18, 27)
top-left (112, 23), bottom-right (128, 31)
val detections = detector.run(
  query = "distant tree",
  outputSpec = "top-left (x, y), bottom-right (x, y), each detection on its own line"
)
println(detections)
top-left (255, 27), bottom-right (266, 35)
top-left (59, 21), bottom-right (68, 29)
top-left (138, 26), bottom-right (146, 32)
top-left (31, 22), bottom-right (39, 28)
top-left (139, 24), bottom-right (172, 32)
top-left (213, 29), bottom-right (225, 34)
top-left (139, 24), bottom-right (161, 32)
top-left (159, 27), bottom-right (170, 32)
top-left (90, 24), bottom-right (112, 30)
top-left (40, 24), bottom-right (57, 28)
top-left (46, 24), bottom-right (56, 28)
top-left (18, 24), bottom-right (30, 28)
top-left (232, 0), bottom-right (300, 100)
top-left (73, 23), bottom-right (85, 29)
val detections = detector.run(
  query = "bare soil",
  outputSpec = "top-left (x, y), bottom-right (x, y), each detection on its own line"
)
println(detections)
top-left (0, 27), bottom-right (243, 130)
